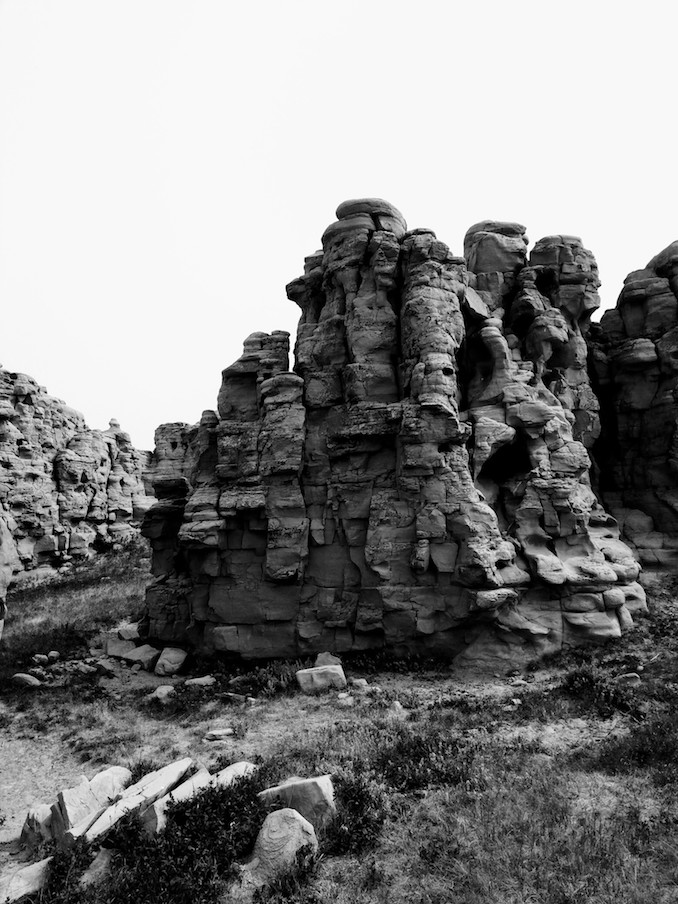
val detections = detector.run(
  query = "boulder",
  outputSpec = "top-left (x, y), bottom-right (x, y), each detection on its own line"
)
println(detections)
top-left (51, 765), bottom-right (132, 847)
top-left (66, 758), bottom-right (193, 847)
top-left (211, 761), bottom-right (258, 787)
top-left (147, 685), bottom-right (176, 704)
top-left (11, 673), bottom-right (41, 687)
top-left (296, 665), bottom-right (347, 694)
top-left (0, 857), bottom-right (51, 903)
top-left (122, 644), bottom-right (160, 671)
top-left (154, 647), bottom-right (188, 676)
top-left (19, 804), bottom-right (53, 848)
top-left (141, 767), bottom-right (212, 834)
top-left (231, 809), bottom-right (317, 901)
top-left (258, 775), bottom-right (336, 829)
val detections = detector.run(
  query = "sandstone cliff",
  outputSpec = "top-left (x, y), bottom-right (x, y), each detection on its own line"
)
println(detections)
top-left (142, 200), bottom-right (645, 668)
top-left (591, 242), bottom-right (678, 567)
top-left (0, 367), bottom-right (152, 633)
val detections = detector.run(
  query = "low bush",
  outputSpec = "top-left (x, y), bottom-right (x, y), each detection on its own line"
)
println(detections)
top-left (253, 845), bottom-right (320, 903)
top-left (597, 709), bottom-right (678, 784)
top-left (40, 774), bottom-right (268, 904)
top-left (561, 663), bottom-right (638, 717)
top-left (369, 721), bottom-right (481, 792)
top-left (324, 768), bottom-right (387, 855)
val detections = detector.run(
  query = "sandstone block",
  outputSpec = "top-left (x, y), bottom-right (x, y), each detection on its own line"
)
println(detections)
top-left (258, 775), bottom-right (335, 830)
top-left (105, 637), bottom-right (137, 659)
top-left (0, 857), bottom-right (51, 903)
top-left (234, 809), bottom-right (318, 900)
top-left (296, 665), bottom-right (347, 694)
top-left (123, 644), bottom-right (161, 670)
top-left (154, 647), bottom-right (188, 676)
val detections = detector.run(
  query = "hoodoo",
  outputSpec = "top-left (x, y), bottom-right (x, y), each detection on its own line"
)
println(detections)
top-left (590, 242), bottom-right (678, 571)
top-left (142, 199), bottom-right (646, 668)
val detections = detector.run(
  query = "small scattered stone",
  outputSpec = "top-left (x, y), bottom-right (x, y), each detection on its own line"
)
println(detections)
top-left (28, 667), bottom-right (48, 680)
top-left (185, 674), bottom-right (216, 687)
top-left (32, 653), bottom-right (49, 665)
top-left (222, 691), bottom-right (247, 704)
top-left (47, 650), bottom-right (61, 662)
top-left (117, 623), bottom-right (141, 641)
top-left (12, 672), bottom-right (41, 687)
top-left (204, 727), bottom-right (235, 741)
top-left (349, 677), bottom-right (369, 689)
top-left (154, 647), bottom-right (188, 677)
top-left (94, 659), bottom-right (117, 678)
top-left (131, 663), bottom-right (142, 672)
top-left (124, 644), bottom-right (161, 671)
top-left (73, 662), bottom-right (98, 676)
top-left (616, 672), bottom-right (642, 687)
top-left (337, 695), bottom-right (355, 708)
top-left (147, 685), bottom-right (176, 704)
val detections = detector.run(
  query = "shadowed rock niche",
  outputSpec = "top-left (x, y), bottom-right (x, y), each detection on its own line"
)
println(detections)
top-left (142, 199), bottom-right (645, 670)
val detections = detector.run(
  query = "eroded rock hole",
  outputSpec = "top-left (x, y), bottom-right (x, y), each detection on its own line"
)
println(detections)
top-left (479, 432), bottom-right (532, 485)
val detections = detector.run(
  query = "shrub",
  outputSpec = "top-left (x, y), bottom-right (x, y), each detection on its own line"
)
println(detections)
top-left (561, 663), bottom-right (637, 717)
top-left (597, 709), bottom-right (678, 784)
top-left (323, 767), bottom-right (387, 855)
top-left (126, 758), bottom-right (163, 784)
top-left (253, 845), bottom-right (319, 903)
top-left (370, 722), bottom-right (480, 792)
top-left (40, 775), bottom-right (268, 904)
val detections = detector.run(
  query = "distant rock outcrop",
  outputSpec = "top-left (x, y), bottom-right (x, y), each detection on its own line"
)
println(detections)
top-left (591, 242), bottom-right (678, 566)
top-left (142, 199), bottom-right (645, 669)
top-left (0, 367), bottom-right (152, 633)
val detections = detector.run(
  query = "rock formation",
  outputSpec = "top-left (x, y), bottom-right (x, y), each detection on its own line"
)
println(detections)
top-left (142, 199), bottom-right (646, 668)
top-left (0, 367), bottom-right (152, 633)
top-left (591, 242), bottom-right (678, 567)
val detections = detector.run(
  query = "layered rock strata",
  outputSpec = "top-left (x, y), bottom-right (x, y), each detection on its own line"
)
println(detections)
top-left (591, 242), bottom-right (678, 566)
top-left (142, 200), bottom-right (644, 668)
top-left (0, 368), bottom-right (152, 632)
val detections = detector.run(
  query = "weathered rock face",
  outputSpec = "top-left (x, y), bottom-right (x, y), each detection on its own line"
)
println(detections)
top-left (0, 367), bottom-right (152, 629)
top-left (142, 200), bottom-right (644, 668)
top-left (591, 242), bottom-right (678, 567)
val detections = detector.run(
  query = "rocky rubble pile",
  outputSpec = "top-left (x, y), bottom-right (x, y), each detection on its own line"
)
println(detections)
top-left (141, 199), bottom-right (647, 669)
top-left (0, 367), bottom-right (153, 635)
top-left (592, 242), bottom-right (678, 566)
top-left (2, 754), bottom-right (337, 903)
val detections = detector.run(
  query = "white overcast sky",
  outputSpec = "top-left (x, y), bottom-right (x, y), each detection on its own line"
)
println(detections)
top-left (0, 0), bottom-right (675, 450)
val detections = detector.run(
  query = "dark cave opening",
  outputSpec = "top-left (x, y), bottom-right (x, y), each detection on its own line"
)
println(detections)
top-left (478, 431), bottom-right (532, 485)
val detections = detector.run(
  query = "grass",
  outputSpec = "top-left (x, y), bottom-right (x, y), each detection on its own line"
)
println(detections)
top-left (3, 566), bottom-right (678, 901)
top-left (0, 539), bottom-right (149, 685)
